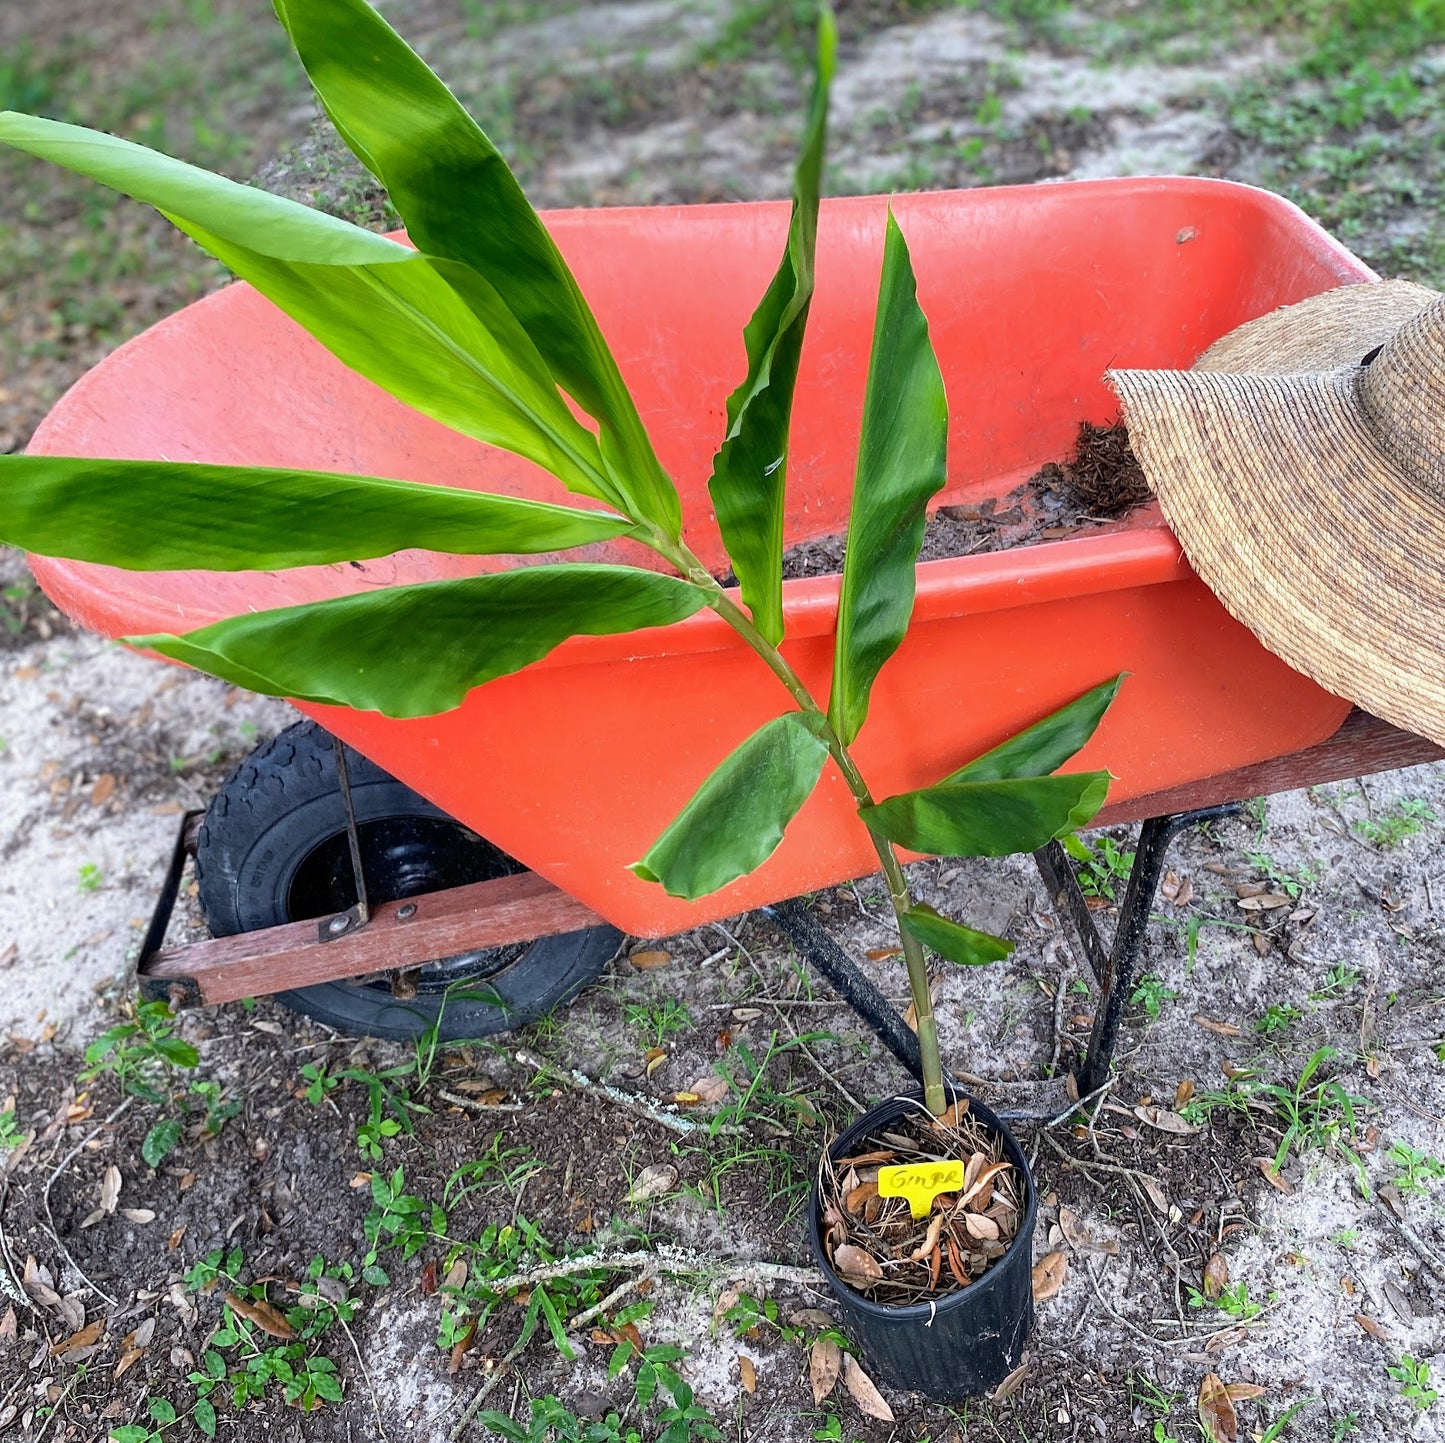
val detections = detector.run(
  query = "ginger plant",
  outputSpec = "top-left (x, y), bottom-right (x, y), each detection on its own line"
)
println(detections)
top-left (0, 0), bottom-right (1117, 1115)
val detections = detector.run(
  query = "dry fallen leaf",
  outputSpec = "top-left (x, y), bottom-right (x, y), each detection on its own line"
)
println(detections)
top-left (1174, 1079), bottom-right (1195, 1110)
top-left (1059, 1207), bottom-right (1091, 1250)
top-left (687, 1073), bottom-right (730, 1106)
top-left (810, 1336), bottom-right (842, 1404)
top-left (448, 1318), bottom-right (478, 1375)
top-left (1354, 1311), bottom-right (1387, 1342)
top-left (1197, 1372), bottom-right (1238, 1443)
top-left (224, 1293), bottom-right (294, 1340)
top-left (52, 1318), bottom-right (104, 1356)
top-left (1224, 1383), bottom-right (1266, 1403)
top-left (628, 949), bottom-right (672, 970)
top-left (842, 1353), bottom-right (894, 1422)
top-left (1134, 1105), bottom-right (1200, 1135)
top-left (1031, 1250), bottom-right (1068, 1301)
top-left (832, 1244), bottom-right (883, 1288)
top-left (738, 1355), bottom-right (757, 1394)
top-left (1140, 1177), bottom-right (1170, 1215)
top-left (1193, 1014), bottom-right (1242, 1037)
top-left (122, 1208), bottom-right (156, 1225)
top-left (90, 773), bottom-right (116, 807)
top-left (1203, 1254), bottom-right (1230, 1300)
top-left (963, 1212), bottom-right (1000, 1242)
top-left (991, 1357), bottom-right (1030, 1402)
top-left (1255, 1159), bottom-right (1293, 1194)
top-left (625, 1163), bottom-right (678, 1205)
top-left (99, 1164), bottom-right (122, 1214)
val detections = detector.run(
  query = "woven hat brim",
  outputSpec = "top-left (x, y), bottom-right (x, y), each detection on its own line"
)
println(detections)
top-left (1109, 364), bottom-right (1445, 747)
top-left (1194, 278), bottom-right (1438, 373)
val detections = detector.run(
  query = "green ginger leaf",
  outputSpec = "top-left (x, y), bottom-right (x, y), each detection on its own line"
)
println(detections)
top-left (129, 566), bottom-right (707, 718)
top-left (0, 114), bottom-right (615, 508)
top-left (0, 456), bottom-right (631, 569)
top-left (632, 712), bottom-right (830, 899)
top-left (899, 903), bottom-right (1012, 966)
top-left (860, 771), bottom-right (1111, 858)
top-left (828, 210), bottom-right (948, 744)
top-left (707, 6), bottom-right (836, 644)
top-left (272, 0), bottom-right (680, 537)
top-left (942, 676), bottom-right (1125, 784)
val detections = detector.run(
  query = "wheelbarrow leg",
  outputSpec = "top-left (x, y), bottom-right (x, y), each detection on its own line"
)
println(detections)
top-left (761, 898), bottom-right (924, 1082)
top-left (1034, 804), bottom-right (1239, 1095)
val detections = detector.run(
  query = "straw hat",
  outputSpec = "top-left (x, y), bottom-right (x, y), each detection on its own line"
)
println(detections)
top-left (1108, 278), bottom-right (1445, 747)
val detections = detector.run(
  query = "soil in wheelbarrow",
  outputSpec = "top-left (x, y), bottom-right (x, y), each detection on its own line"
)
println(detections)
top-left (776, 419), bottom-right (1151, 580)
top-left (816, 1096), bottom-right (1023, 1306)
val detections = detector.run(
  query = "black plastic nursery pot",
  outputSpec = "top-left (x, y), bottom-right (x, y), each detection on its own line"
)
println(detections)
top-left (808, 1086), bottom-right (1038, 1401)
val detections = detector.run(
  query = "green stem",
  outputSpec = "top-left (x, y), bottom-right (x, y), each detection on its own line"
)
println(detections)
top-left (641, 527), bottom-right (948, 1115)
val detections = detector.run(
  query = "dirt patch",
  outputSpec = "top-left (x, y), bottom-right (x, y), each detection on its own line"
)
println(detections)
top-left (777, 422), bottom-right (1148, 581)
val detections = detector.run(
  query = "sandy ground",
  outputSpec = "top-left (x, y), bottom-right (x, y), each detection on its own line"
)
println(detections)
top-left (4, 3), bottom-right (1445, 1441)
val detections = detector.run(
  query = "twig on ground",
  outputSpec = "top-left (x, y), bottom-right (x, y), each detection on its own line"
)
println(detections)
top-left (739, 951), bottom-right (863, 1113)
top-left (435, 1089), bottom-right (524, 1115)
top-left (338, 1311), bottom-right (389, 1442)
top-left (41, 1098), bottom-right (132, 1308)
top-left (566, 1266), bottom-right (656, 1331)
top-left (1082, 1258), bottom-right (1215, 1352)
top-left (1040, 1077), bottom-right (1114, 1132)
top-left (1037, 1129), bottom-right (1107, 1193)
top-left (514, 1049), bottom-right (743, 1136)
top-left (1038, 1129), bottom-right (1161, 1187)
top-left (470, 1245), bottom-right (819, 1298)
top-left (0, 1179), bottom-right (35, 1313)
top-left (1375, 1201), bottom-right (1445, 1284)
top-left (450, 1328), bottom-right (531, 1440)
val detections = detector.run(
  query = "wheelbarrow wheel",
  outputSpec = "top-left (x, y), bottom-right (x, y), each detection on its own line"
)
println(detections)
top-left (194, 721), bottom-right (620, 1042)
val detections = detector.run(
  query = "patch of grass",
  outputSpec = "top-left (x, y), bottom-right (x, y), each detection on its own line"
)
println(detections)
top-left (1187, 1278), bottom-right (1268, 1321)
top-left (1181, 1046), bottom-right (1368, 1183)
top-left (624, 998), bottom-right (694, 1048)
top-left (1354, 798), bottom-right (1435, 849)
top-left (1242, 850), bottom-right (1318, 899)
top-left (168, 1248), bottom-right (356, 1426)
top-left (1256, 1002), bottom-right (1303, 1036)
top-left (1309, 963), bottom-right (1361, 1000)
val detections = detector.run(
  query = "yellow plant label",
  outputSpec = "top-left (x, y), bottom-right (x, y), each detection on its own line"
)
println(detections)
top-left (877, 1161), bottom-right (964, 1219)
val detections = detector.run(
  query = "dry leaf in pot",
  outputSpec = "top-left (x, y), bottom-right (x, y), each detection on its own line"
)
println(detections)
top-left (818, 1102), bottom-right (1022, 1307)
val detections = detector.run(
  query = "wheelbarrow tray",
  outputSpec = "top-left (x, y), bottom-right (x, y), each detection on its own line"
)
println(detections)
top-left (28, 176), bottom-right (1367, 938)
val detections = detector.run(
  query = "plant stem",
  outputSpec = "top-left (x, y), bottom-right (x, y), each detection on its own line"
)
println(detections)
top-left (645, 529), bottom-right (948, 1114)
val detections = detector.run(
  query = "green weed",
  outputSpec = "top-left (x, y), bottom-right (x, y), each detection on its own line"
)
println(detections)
top-left (1242, 850), bottom-right (1317, 899)
top-left (1182, 1046), bottom-right (1367, 1183)
top-left (1388, 1140), bottom-right (1445, 1195)
top-left (1063, 832), bottom-right (1135, 902)
top-left (1354, 798), bottom-right (1435, 849)
top-left (1388, 1353), bottom-right (1438, 1410)
top-left (1188, 1279), bottom-right (1267, 1321)
top-left (1130, 972), bottom-right (1178, 1020)
top-left (1256, 1002), bottom-right (1303, 1036)
top-left (1309, 963), bottom-right (1361, 999)
top-left (176, 1248), bottom-right (354, 1427)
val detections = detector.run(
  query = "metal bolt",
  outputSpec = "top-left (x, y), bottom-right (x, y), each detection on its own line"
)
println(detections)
top-left (396, 903), bottom-right (418, 921)
top-left (327, 913), bottom-right (351, 935)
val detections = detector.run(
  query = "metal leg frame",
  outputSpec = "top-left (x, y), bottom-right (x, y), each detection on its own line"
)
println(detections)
top-left (763, 805), bottom-right (1238, 1107)
top-left (1035, 805), bottom-right (1237, 1094)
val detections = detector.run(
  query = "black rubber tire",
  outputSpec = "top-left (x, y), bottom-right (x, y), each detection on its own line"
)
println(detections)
top-left (195, 720), bottom-right (620, 1041)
